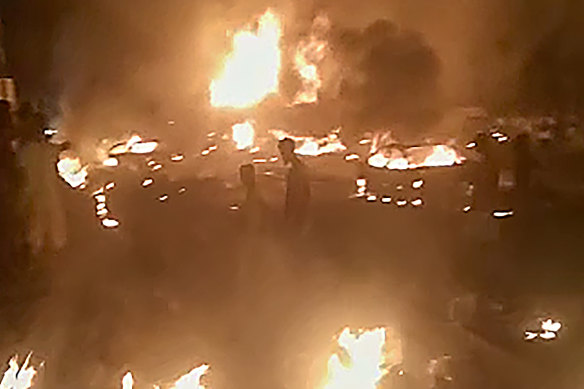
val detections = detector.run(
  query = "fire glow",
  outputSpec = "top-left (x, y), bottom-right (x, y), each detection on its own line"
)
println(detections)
top-left (368, 145), bottom-right (465, 170)
top-left (209, 10), bottom-right (282, 108)
top-left (322, 328), bottom-right (388, 389)
top-left (270, 129), bottom-right (346, 156)
top-left (232, 121), bottom-right (255, 150)
top-left (57, 153), bottom-right (88, 189)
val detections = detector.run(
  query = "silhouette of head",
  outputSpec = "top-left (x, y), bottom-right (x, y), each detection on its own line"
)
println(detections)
top-left (239, 163), bottom-right (256, 189)
top-left (278, 138), bottom-right (296, 164)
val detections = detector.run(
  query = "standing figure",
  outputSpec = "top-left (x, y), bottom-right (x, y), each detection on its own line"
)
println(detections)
top-left (277, 138), bottom-right (310, 230)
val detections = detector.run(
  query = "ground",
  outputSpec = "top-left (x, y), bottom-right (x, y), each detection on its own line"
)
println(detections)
top-left (1, 156), bottom-right (583, 389)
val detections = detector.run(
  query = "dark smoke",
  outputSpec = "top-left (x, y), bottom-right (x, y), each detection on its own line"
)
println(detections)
top-left (332, 19), bottom-right (442, 135)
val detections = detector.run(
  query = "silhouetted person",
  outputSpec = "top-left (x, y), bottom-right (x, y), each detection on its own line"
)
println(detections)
top-left (278, 138), bottom-right (310, 230)
top-left (239, 163), bottom-right (265, 233)
top-left (18, 106), bottom-right (66, 255)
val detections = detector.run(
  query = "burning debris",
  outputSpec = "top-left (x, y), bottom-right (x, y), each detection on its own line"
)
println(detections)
top-left (109, 135), bottom-right (158, 156)
top-left (368, 144), bottom-right (465, 171)
top-left (56, 152), bottom-right (88, 189)
top-left (524, 318), bottom-right (563, 342)
top-left (269, 129), bottom-right (346, 156)
top-left (0, 355), bottom-right (37, 389)
top-left (322, 328), bottom-right (397, 389)
top-left (232, 121), bottom-right (255, 150)
top-left (209, 9), bottom-right (281, 108)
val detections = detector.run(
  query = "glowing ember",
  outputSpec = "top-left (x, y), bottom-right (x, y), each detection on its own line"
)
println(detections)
top-left (292, 15), bottom-right (329, 105)
top-left (169, 364), bottom-right (209, 389)
top-left (323, 328), bottom-right (387, 389)
top-left (249, 146), bottom-right (260, 154)
top-left (345, 154), bottom-right (360, 161)
top-left (142, 178), bottom-right (154, 187)
top-left (103, 157), bottom-right (119, 167)
top-left (201, 150), bottom-right (211, 156)
top-left (466, 142), bottom-right (477, 149)
top-left (170, 154), bottom-right (185, 162)
top-left (159, 195), bottom-right (169, 202)
top-left (152, 164), bottom-right (163, 172)
top-left (209, 10), bottom-right (281, 108)
top-left (541, 319), bottom-right (562, 333)
top-left (412, 179), bottom-right (424, 189)
top-left (178, 187), bottom-right (187, 194)
top-left (122, 372), bottom-right (133, 389)
top-left (270, 129), bottom-right (347, 156)
top-left (105, 182), bottom-right (115, 190)
top-left (396, 199), bottom-right (407, 207)
top-left (232, 121), bottom-right (255, 150)
top-left (366, 195), bottom-right (377, 202)
top-left (463, 205), bottom-right (472, 213)
top-left (524, 331), bottom-right (538, 340)
top-left (96, 203), bottom-right (107, 211)
top-left (130, 140), bottom-right (158, 154)
top-left (492, 210), bottom-right (514, 218)
top-left (0, 355), bottom-right (36, 389)
top-left (411, 198), bottom-right (423, 207)
top-left (94, 194), bottom-right (106, 203)
top-left (539, 331), bottom-right (557, 340)
top-left (96, 208), bottom-right (108, 217)
top-left (102, 218), bottom-right (120, 228)
top-left (381, 196), bottom-right (391, 204)
top-left (57, 154), bottom-right (88, 188)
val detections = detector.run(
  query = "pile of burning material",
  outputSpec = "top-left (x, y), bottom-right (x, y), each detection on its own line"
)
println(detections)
top-left (367, 144), bottom-right (465, 171)
top-left (269, 128), bottom-right (347, 156)
top-left (322, 327), bottom-right (402, 389)
top-left (109, 135), bottom-right (159, 156)
top-left (524, 318), bottom-right (562, 342)
top-left (122, 364), bottom-right (209, 389)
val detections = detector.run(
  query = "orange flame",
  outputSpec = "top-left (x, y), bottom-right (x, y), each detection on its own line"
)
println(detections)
top-left (210, 10), bottom-right (282, 108)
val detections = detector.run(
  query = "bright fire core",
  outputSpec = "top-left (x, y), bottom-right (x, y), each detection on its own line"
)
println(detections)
top-left (209, 10), bottom-right (282, 108)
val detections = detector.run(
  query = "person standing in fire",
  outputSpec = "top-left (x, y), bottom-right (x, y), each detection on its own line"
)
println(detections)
top-left (277, 138), bottom-right (310, 231)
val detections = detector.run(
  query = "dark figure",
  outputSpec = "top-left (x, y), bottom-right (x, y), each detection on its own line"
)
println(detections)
top-left (239, 163), bottom-right (265, 233)
top-left (277, 138), bottom-right (310, 229)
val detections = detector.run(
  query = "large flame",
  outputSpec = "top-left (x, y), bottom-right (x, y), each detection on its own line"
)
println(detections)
top-left (0, 355), bottom-right (36, 389)
top-left (323, 328), bottom-right (387, 389)
top-left (270, 129), bottom-right (346, 156)
top-left (292, 15), bottom-right (329, 105)
top-left (232, 120), bottom-right (255, 150)
top-left (210, 10), bottom-right (282, 108)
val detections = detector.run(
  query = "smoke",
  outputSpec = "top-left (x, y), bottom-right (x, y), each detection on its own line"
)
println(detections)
top-left (3, 0), bottom-right (584, 147)
top-left (332, 19), bottom-right (442, 135)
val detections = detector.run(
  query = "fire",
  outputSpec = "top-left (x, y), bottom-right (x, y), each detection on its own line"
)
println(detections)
top-left (122, 372), bottom-right (133, 389)
top-left (292, 15), bottom-right (329, 105)
top-left (170, 364), bottom-right (209, 389)
top-left (232, 120), bottom-right (255, 150)
top-left (56, 152), bottom-right (88, 188)
top-left (269, 129), bottom-right (346, 156)
top-left (367, 144), bottom-right (464, 170)
top-left (109, 135), bottom-right (158, 156)
top-left (209, 10), bottom-right (282, 108)
top-left (0, 355), bottom-right (37, 389)
top-left (323, 328), bottom-right (388, 389)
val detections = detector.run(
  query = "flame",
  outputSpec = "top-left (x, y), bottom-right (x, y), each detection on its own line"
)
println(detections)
top-left (292, 15), bottom-right (329, 105)
top-left (323, 328), bottom-right (387, 389)
top-left (541, 319), bottom-right (562, 333)
top-left (368, 144), bottom-right (464, 170)
top-left (122, 372), bottom-right (133, 389)
top-left (0, 355), bottom-right (36, 389)
top-left (109, 135), bottom-right (158, 156)
top-left (210, 10), bottom-right (282, 108)
top-left (232, 121), bottom-right (255, 150)
top-left (170, 364), bottom-right (209, 389)
top-left (57, 152), bottom-right (88, 188)
top-left (270, 129), bottom-right (346, 156)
